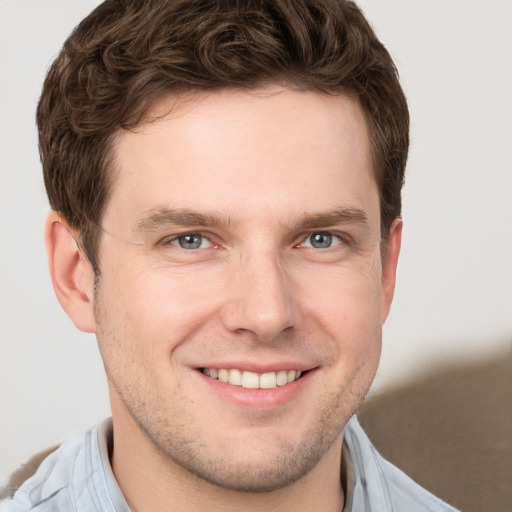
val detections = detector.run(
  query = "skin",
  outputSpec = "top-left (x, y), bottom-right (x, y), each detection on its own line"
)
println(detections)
top-left (46, 87), bottom-right (402, 512)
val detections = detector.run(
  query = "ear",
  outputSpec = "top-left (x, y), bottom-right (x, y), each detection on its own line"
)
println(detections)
top-left (380, 218), bottom-right (403, 324)
top-left (45, 211), bottom-right (97, 333)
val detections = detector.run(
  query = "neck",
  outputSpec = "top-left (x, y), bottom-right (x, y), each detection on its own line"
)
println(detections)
top-left (110, 408), bottom-right (345, 512)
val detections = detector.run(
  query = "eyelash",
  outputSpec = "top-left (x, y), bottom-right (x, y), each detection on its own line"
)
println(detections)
top-left (159, 231), bottom-right (350, 251)
top-left (160, 232), bottom-right (217, 250)
top-left (296, 231), bottom-right (348, 250)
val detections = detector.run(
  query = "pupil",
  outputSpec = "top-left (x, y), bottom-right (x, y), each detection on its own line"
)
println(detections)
top-left (311, 232), bottom-right (332, 248)
top-left (179, 234), bottom-right (202, 249)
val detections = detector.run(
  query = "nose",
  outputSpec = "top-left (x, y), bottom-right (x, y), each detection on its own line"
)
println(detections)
top-left (220, 250), bottom-right (298, 342)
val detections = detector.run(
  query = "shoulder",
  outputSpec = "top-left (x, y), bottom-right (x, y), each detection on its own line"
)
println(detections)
top-left (0, 422), bottom-right (110, 512)
top-left (0, 432), bottom-right (87, 512)
top-left (344, 416), bottom-right (459, 512)
top-left (0, 445), bottom-right (60, 502)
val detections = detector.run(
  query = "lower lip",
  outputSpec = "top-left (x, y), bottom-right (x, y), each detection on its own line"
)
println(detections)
top-left (197, 370), bottom-right (314, 410)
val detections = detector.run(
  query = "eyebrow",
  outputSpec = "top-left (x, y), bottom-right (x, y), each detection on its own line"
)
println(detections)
top-left (294, 208), bottom-right (370, 230)
top-left (135, 207), bottom-right (230, 232)
top-left (135, 206), bottom-right (370, 233)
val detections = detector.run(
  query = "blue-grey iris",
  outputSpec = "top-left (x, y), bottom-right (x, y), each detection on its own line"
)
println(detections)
top-left (309, 232), bottom-right (332, 248)
top-left (178, 234), bottom-right (203, 249)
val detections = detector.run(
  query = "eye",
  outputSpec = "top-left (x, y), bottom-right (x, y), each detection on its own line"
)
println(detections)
top-left (168, 233), bottom-right (212, 250)
top-left (301, 232), bottom-right (343, 249)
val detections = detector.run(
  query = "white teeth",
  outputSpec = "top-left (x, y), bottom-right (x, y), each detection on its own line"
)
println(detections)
top-left (241, 371), bottom-right (259, 389)
top-left (260, 372), bottom-right (277, 389)
top-left (203, 368), bottom-right (304, 389)
top-left (228, 369), bottom-right (242, 386)
top-left (276, 370), bottom-right (288, 386)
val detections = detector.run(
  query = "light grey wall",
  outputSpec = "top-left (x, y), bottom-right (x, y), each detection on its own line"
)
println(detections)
top-left (1, 0), bottom-right (511, 481)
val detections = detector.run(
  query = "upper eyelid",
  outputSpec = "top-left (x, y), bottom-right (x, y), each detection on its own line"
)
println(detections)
top-left (155, 234), bottom-right (218, 254)
top-left (296, 230), bottom-right (351, 244)
top-left (160, 231), bottom-right (216, 244)
top-left (154, 228), bottom-right (353, 248)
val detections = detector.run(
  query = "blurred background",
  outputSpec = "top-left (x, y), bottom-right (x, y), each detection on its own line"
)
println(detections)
top-left (1, 1), bottom-right (511, 510)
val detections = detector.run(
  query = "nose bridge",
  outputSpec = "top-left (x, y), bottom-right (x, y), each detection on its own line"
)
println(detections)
top-left (222, 246), bottom-right (297, 341)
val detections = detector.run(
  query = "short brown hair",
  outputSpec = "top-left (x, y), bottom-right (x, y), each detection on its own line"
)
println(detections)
top-left (37, 0), bottom-right (409, 273)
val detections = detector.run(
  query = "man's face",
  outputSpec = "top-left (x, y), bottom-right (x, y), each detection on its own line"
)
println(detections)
top-left (93, 87), bottom-right (399, 491)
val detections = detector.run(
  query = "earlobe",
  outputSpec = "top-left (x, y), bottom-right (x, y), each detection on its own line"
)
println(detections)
top-left (45, 211), bottom-right (97, 333)
top-left (380, 218), bottom-right (403, 324)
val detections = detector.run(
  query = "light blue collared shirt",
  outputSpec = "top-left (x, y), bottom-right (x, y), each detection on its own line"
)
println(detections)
top-left (1, 416), bottom-right (458, 511)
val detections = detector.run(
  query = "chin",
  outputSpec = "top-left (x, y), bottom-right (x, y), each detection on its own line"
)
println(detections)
top-left (167, 437), bottom-right (332, 493)
top-left (139, 407), bottom-right (348, 494)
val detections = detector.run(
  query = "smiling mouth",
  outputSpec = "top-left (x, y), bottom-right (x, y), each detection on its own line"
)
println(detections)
top-left (201, 368), bottom-right (305, 389)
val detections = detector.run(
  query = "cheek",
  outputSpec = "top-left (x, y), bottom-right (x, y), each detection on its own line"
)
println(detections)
top-left (299, 262), bottom-right (383, 328)
top-left (104, 261), bottom-right (225, 349)
top-left (298, 264), bottom-right (383, 368)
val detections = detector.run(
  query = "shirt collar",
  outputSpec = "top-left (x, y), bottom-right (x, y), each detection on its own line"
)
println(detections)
top-left (93, 418), bottom-right (131, 511)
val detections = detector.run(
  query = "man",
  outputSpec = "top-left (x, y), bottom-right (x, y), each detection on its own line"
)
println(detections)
top-left (1, 0), bottom-right (457, 510)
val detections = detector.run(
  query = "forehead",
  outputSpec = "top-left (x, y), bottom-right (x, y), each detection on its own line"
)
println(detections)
top-left (105, 87), bottom-right (377, 232)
